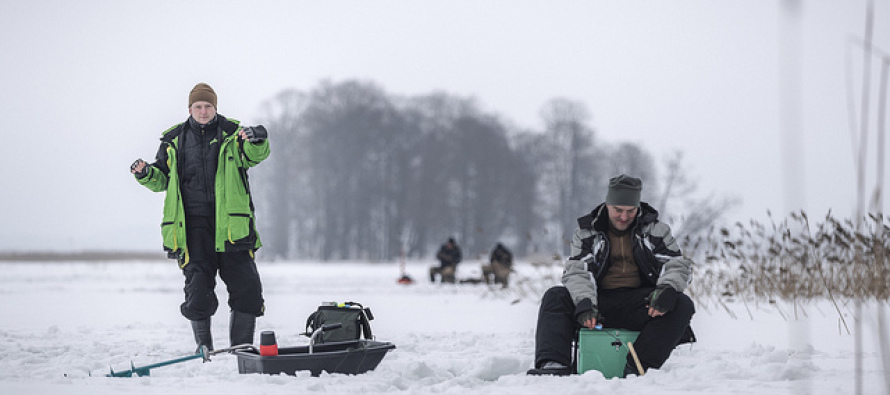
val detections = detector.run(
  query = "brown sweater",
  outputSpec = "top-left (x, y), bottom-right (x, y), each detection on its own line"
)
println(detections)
top-left (601, 228), bottom-right (641, 289)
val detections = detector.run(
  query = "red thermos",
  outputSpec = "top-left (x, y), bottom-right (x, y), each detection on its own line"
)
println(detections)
top-left (259, 331), bottom-right (278, 356)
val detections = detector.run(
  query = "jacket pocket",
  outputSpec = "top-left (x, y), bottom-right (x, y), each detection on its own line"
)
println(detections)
top-left (227, 213), bottom-right (252, 244)
top-left (161, 220), bottom-right (178, 251)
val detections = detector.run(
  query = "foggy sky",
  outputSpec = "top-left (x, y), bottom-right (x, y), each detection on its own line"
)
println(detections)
top-left (1, 0), bottom-right (888, 252)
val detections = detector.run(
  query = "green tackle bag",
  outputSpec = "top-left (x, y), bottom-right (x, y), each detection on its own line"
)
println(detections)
top-left (304, 301), bottom-right (374, 343)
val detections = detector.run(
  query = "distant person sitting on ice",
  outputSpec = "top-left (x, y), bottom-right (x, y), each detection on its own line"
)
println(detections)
top-left (527, 174), bottom-right (696, 376)
top-left (482, 242), bottom-right (513, 287)
top-left (429, 238), bottom-right (462, 283)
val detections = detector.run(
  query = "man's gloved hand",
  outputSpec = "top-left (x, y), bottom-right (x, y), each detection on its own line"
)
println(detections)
top-left (242, 125), bottom-right (268, 143)
top-left (575, 298), bottom-right (599, 329)
top-left (647, 285), bottom-right (679, 314)
top-left (577, 309), bottom-right (599, 329)
top-left (130, 159), bottom-right (150, 178)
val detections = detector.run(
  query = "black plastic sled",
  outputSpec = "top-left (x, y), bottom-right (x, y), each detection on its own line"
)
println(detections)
top-left (234, 339), bottom-right (396, 377)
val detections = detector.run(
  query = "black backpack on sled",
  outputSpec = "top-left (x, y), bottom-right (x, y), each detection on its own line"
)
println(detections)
top-left (304, 301), bottom-right (374, 343)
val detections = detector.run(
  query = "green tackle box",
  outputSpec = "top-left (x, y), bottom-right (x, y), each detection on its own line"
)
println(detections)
top-left (577, 328), bottom-right (640, 378)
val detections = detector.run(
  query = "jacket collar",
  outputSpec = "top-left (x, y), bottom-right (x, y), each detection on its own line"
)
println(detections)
top-left (187, 114), bottom-right (219, 132)
top-left (577, 201), bottom-right (660, 232)
top-left (161, 113), bottom-right (239, 144)
top-left (215, 114), bottom-right (240, 137)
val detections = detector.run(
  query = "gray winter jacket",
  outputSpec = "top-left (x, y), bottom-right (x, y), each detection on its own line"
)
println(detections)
top-left (561, 202), bottom-right (693, 309)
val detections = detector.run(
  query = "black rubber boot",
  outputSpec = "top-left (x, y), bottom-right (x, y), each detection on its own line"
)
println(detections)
top-left (229, 311), bottom-right (256, 347)
top-left (527, 361), bottom-right (573, 376)
top-left (191, 318), bottom-right (213, 352)
top-left (624, 359), bottom-right (646, 377)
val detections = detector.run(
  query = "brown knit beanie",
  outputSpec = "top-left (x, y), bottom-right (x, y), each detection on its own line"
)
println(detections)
top-left (188, 83), bottom-right (217, 108)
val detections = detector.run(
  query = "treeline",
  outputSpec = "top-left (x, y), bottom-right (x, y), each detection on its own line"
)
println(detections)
top-left (251, 80), bottom-right (716, 261)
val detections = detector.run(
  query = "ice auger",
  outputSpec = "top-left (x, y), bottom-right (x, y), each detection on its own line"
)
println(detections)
top-left (105, 344), bottom-right (254, 377)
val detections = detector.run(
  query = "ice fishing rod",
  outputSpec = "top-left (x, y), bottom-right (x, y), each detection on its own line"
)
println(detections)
top-left (104, 344), bottom-right (255, 377)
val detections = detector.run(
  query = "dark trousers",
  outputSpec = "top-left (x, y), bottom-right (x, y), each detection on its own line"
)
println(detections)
top-left (533, 285), bottom-right (694, 370)
top-left (180, 215), bottom-right (265, 321)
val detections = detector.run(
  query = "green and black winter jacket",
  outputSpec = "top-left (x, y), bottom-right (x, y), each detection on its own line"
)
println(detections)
top-left (135, 115), bottom-right (270, 267)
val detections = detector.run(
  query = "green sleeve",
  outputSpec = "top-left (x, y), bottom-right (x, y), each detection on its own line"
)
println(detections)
top-left (136, 166), bottom-right (169, 192)
top-left (241, 138), bottom-right (270, 167)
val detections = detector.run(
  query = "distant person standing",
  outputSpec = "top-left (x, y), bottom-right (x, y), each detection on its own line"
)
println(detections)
top-left (430, 238), bottom-right (462, 283)
top-left (130, 83), bottom-right (270, 352)
top-left (482, 242), bottom-right (513, 287)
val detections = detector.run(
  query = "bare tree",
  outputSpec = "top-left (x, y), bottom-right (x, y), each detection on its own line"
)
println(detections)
top-left (657, 150), bottom-right (739, 241)
top-left (399, 94), bottom-right (535, 258)
top-left (254, 89), bottom-right (311, 259)
top-left (301, 80), bottom-right (408, 260)
top-left (538, 98), bottom-right (602, 256)
top-left (397, 93), bottom-right (483, 257)
top-left (605, 142), bottom-right (657, 195)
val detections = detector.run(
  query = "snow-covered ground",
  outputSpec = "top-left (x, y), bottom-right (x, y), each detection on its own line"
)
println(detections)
top-left (0, 259), bottom-right (887, 395)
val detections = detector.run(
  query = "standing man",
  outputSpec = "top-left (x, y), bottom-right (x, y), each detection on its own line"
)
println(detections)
top-left (429, 238), bottom-right (462, 283)
top-left (131, 83), bottom-right (270, 352)
top-left (528, 174), bottom-right (695, 376)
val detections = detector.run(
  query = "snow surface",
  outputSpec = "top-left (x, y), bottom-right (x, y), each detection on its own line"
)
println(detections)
top-left (0, 260), bottom-right (887, 395)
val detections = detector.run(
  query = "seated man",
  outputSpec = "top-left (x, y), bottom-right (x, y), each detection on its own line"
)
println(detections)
top-left (429, 238), bottom-right (462, 283)
top-left (482, 242), bottom-right (513, 287)
top-left (528, 174), bottom-right (695, 376)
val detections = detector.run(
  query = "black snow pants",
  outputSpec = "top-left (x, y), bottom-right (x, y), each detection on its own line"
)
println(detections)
top-left (180, 215), bottom-right (265, 321)
top-left (533, 285), bottom-right (694, 371)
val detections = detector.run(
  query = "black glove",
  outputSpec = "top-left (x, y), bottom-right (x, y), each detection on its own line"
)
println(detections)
top-left (648, 285), bottom-right (679, 313)
top-left (575, 298), bottom-right (599, 328)
top-left (130, 159), bottom-right (150, 178)
top-left (577, 309), bottom-right (599, 328)
top-left (242, 125), bottom-right (268, 143)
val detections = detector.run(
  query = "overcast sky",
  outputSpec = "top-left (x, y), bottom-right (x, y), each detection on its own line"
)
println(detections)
top-left (1, 0), bottom-right (888, 252)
